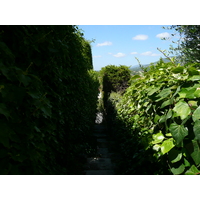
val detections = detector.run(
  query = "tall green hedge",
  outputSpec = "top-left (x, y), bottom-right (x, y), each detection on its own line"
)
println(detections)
top-left (0, 25), bottom-right (99, 174)
top-left (106, 59), bottom-right (200, 174)
top-left (99, 65), bottom-right (131, 113)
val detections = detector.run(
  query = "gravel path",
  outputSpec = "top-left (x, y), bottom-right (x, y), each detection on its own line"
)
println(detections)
top-left (84, 113), bottom-right (117, 175)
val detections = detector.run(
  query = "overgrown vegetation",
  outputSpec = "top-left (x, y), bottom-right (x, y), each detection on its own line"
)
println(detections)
top-left (105, 58), bottom-right (200, 174)
top-left (165, 25), bottom-right (200, 64)
top-left (99, 65), bottom-right (131, 112)
top-left (2, 25), bottom-right (200, 175)
top-left (97, 26), bottom-right (200, 175)
top-left (0, 25), bottom-right (99, 174)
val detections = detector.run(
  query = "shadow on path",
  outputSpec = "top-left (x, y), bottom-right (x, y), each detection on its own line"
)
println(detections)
top-left (84, 113), bottom-right (118, 175)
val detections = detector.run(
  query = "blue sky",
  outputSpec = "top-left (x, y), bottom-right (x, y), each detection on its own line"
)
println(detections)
top-left (78, 25), bottom-right (179, 71)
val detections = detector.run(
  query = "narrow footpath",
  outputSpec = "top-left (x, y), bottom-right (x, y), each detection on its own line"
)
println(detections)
top-left (84, 113), bottom-right (117, 175)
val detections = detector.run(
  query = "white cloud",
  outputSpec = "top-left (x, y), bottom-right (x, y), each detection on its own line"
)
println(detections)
top-left (141, 51), bottom-right (152, 56)
top-left (156, 32), bottom-right (170, 39)
top-left (151, 53), bottom-right (161, 56)
top-left (96, 41), bottom-right (112, 47)
top-left (93, 55), bottom-right (102, 58)
top-left (132, 34), bottom-right (148, 40)
top-left (113, 52), bottom-right (126, 57)
top-left (130, 52), bottom-right (138, 55)
top-left (141, 51), bottom-right (160, 56)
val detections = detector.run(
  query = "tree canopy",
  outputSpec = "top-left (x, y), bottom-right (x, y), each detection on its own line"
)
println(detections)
top-left (170, 25), bottom-right (200, 65)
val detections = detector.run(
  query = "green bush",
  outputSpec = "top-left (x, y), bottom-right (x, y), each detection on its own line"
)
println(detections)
top-left (99, 65), bottom-right (131, 114)
top-left (0, 25), bottom-right (99, 174)
top-left (100, 65), bottom-right (131, 93)
top-left (107, 59), bottom-right (200, 174)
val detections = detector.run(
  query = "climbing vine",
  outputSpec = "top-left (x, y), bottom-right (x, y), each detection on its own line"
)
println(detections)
top-left (107, 58), bottom-right (200, 174)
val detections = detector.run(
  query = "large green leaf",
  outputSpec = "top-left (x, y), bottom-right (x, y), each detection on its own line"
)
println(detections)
top-left (184, 158), bottom-right (191, 167)
top-left (192, 106), bottom-right (200, 122)
top-left (171, 163), bottom-right (185, 175)
top-left (152, 132), bottom-right (165, 144)
top-left (190, 140), bottom-right (200, 165)
top-left (172, 85), bottom-right (181, 97)
top-left (160, 138), bottom-right (175, 155)
top-left (185, 165), bottom-right (200, 175)
top-left (187, 66), bottom-right (199, 76)
top-left (168, 149), bottom-right (182, 163)
top-left (147, 87), bottom-right (160, 96)
top-left (159, 109), bottom-right (172, 123)
top-left (178, 87), bottom-right (196, 99)
top-left (194, 89), bottom-right (200, 98)
top-left (172, 66), bottom-right (184, 74)
top-left (188, 100), bottom-right (198, 109)
top-left (169, 123), bottom-right (188, 145)
top-left (160, 99), bottom-right (173, 109)
top-left (154, 115), bottom-right (160, 123)
top-left (153, 144), bottom-right (161, 151)
top-left (155, 88), bottom-right (171, 102)
top-left (193, 120), bottom-right (200, 142)
top-left (188, 75), bottom-right (200, 81)
top-left (173, 100), bottom-right (191, 120)
top-left (159, 115), bottom-right (166, 123)
top-left (166, 109), bottom-right (172, 119)
top-left (131, 75), bottom-right (142, 80)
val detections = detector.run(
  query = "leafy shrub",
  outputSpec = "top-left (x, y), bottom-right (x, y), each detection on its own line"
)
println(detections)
top-left (107, 59), bottom-right (200, 174)
top-left (0, 25), bottom-right (99, 174)
top-left (100, 65), bottom-right (131, 94)
top-left (99, 65), bottom-right (131, 118)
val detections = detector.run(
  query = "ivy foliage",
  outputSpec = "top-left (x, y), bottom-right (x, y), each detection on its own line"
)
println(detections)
top-left (0, 25), bottom-right (99, 174)
top-left (107, 59), bottom-right (200, 174)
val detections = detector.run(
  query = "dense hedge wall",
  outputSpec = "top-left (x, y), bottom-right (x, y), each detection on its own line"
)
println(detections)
top-left (0, 25), bottom-right (99, 174)
top-left (99, 65), bottom-right (131, 118)
top-left (105, 59), bottom-right (200, 174)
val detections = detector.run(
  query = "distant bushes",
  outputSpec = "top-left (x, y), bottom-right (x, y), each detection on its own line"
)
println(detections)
top-left (0, 25), bottom-right (99, 174)
top-left (99, 65), bottom-right (131, 112)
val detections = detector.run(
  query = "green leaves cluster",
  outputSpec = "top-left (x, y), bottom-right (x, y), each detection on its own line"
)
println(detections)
top-left (108, 58), bottom-right (200, 174)
top-left (169, 25), bottom-right (200, 65)
top-left (0, 25), bottom-right (99, 174)
top-left (99, 65), bottom-right (131, 114)
top-left (100, 65), bottom-right (131, 94)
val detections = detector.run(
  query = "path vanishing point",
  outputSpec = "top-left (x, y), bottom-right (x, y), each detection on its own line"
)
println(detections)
top-left (84, 112), bottom-right (117, 175)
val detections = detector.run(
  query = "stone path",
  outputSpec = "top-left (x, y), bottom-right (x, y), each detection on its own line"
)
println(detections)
top-left (84, 123), bottom-right (116, 175)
